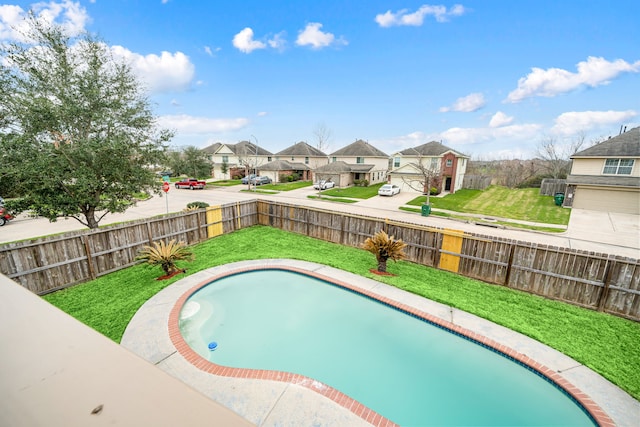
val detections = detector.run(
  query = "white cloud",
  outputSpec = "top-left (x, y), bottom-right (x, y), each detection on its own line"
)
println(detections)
top-left (375, 4), bottom-right (466, 27)
top-left (438, 123), bottom-right (542, 146)
top-left (257, 111), bottom-right (268, 117)
top-left (111, 46), bottom-right (195, 93)
top-left (0, 0), bottom-right (90, 41)
top-left (158, 114), bottom-right (249, 134)
top-left (506, 56), bottom-right (640, 103)
top-left (439, 92), bottom-right (486, 112)
top-left (268, 31), bottom-right (287, 51)
top-left (489, 111), bottom-right (514, 128)
top-left (232, 27), bottom-right (266, 53)
top-left (296, 22), bottom-right (347, 49)
top-left (378, 123), bottom-right (541, 157)
top-left (551, 110), bottom-right (638, 136)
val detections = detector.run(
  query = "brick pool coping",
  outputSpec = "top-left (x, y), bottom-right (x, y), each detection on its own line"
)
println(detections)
top-left (168, 264), bottom-right (614, 427)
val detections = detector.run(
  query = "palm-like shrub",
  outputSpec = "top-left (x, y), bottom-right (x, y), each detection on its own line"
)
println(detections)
top-left (136, 239), bottom-right (194, 276)
top-left (362, 230), bottom-right (407, 273)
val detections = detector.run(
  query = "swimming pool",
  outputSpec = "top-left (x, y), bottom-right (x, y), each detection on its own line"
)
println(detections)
top-left (177, 268), bottom-right (599, 426)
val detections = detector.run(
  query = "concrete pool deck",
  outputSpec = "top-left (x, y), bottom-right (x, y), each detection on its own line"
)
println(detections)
top-left (121, 259), bottom-right (640, 427)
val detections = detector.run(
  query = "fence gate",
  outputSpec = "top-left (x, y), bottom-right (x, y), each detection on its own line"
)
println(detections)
top-left (206, 206), bottom-right (224, 237)
top-left (438, 228), bottom-right (465, 273)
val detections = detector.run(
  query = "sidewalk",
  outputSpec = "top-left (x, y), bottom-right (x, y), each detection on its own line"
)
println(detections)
top-left (400, 205), bottom-right (568, 230)
top-left (1, 186), bottom-right (638, 259)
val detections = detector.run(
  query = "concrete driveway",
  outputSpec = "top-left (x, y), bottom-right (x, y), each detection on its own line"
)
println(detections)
top-left (565, 209), bottom-right (640, 253)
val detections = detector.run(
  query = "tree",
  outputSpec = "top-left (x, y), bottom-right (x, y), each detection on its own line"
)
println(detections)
top-left (536, 132), bottom-right (586, 179)
top-left (220, 159), bottom-right (229, 177)
top-left (362, 230), bottom-right (407, 273)
top-left (166, 146), bottom-right (211, 177)
top-left (136, 239), bottom-right (193, 278)
top-left (402, 156), bottom-right (441, 206)
top-left (237, 140), bottom-right (261, 190)
top-left (165, 150), bottom-right (186, 176)
top-left (312, 122), bottom-right (333, 153)
top-left (0, 15), bottom-right (171, 229)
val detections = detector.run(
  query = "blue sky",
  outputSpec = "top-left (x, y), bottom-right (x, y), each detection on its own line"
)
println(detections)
top-left (2, 0), bottom-right (639, 158)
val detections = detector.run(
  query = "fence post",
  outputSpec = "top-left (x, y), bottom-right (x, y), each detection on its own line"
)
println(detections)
top-left (504, 243), bottom-right (516, 287)
top-left (597, 259), bottom-right (614, 312)
top-left (145, 220), bottom-right (153, 245)
top-left (82, 235), bottom-right (96, 280)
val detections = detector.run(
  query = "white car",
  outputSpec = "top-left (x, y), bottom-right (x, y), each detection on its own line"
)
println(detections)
top-left (313, 180), bottom-right (335, 190)
top-left (378, 184), bottom-right (401, 196)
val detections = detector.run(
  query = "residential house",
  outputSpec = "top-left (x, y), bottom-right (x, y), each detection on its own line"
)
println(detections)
top-left (388, 141), bottom-right (469, 194)
top-left (267, 142), bottom-right (329, 181)
top-left (565, 126), bottom-right (640, 214)
top-left (314, 140), bottom-right (388, 186)
top-left (203, 140), bottom-right (273, 179)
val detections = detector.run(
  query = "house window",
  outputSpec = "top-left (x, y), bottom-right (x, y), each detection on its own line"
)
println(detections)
top-left (393, 157), bottom-right (400, 167)
top-left (356, 157), bottom-right (364, 164)
top-left (332, 157), bottom-right (337, 162)
top-left (267, 156), bottom-right (272, 162)
top-left (430, 158), bottom-right (438, 170)
top-left (222, 155), bottom-right (229, 163)
top-left (603, 159), bottom-right (634, 175)
top-left (291, 156), bottom-right (295, 161)
top-left (305, 157), bottom-right (309, 164)
top-left (446, 159), bottom-right (453, 167)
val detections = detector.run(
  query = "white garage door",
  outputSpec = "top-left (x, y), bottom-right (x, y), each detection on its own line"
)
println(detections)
top-left (390, 176), bottom-right (422, 193)
top-left (573, 188), bottom-right (640, 214)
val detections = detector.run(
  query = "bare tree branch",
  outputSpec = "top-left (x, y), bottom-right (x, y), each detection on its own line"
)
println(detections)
top-left (312, 122), bottom-right (333, 153)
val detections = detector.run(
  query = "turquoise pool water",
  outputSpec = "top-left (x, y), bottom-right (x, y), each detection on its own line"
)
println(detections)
top-left (179, 269), bottom-right (596, 426)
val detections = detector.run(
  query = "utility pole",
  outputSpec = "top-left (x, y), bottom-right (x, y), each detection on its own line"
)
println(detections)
top-left (251, 134), bottom-right (258, 192)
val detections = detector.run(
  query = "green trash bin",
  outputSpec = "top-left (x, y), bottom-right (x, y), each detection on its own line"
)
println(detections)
top-left (554, 193), bottom-right (565, 206)
top-left (421, 204), bottom-right (431, 216)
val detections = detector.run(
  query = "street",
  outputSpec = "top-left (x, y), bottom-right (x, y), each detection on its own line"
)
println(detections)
top-left (1, 185), bottom-right (639, 260)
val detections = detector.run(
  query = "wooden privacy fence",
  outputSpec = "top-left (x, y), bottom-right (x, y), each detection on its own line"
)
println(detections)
top-left (1, 199), bottom-right (638, 321)
top-left (0, 200), bottom-right (257, 294)
top-left (540, 179), bottom-right (567, 196)
top-left (256, 200), bottom-right (640, 321)
top-left (462, 175), bottom-right (492, 190)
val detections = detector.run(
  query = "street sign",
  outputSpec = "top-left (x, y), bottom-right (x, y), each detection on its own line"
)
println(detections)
top-left (162, 182), bottom-right (170, 192)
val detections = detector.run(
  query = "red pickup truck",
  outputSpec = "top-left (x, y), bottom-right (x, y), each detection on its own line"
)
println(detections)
top-left (174, 178), bottom-right (206, 190)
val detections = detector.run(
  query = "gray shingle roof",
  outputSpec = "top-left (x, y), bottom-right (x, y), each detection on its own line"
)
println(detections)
top-left (201, 142), bottom-right (222, 154)
top-left (314, 161), bottom-right (374, 173)
top-left (230, 140), bottom-right (274, 156)
top-left (259, 160), bottom-right (310, 171)
top-left (572, 127), bottom-right (640, 158)
top-left (275, 141), bottom-right (327, 157)
top-left (329, 139), bottom-right (388, 157)
top-left (566, 175), bottom-right (640, 188)
top-left (398, 141), bottom-right (468, 158)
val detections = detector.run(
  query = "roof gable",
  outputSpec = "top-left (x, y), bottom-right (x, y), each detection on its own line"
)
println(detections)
top-left (275, 141), bottom-right (327, 157)
top-left (572, 127), bottom-right (640, 158)
top-left (330, 139), bottom-right (388, 157)
top-left (396, 141), bottom-right (468, 158)
top-left (201, 142), bottom-right (222, 154)
top-left (230, 140), bottom-right (274, 156)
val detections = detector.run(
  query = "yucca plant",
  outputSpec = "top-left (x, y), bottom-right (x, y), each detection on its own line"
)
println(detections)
top-left (136, 239), bottom-right (194, 277)
top-left (362, 229), bottom-right (407, 273)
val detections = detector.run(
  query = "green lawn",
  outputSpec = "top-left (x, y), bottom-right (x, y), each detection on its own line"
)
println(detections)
top-left (42, 226), bottom-right (640, 400)
top-left (209, 179), bottom-right (241, 186)
top-left (262, 181), bottom-right (313, 191)
top-left (407, 186), bottom-right (571, 225)
top-left (321, 182), bottom-right (384, 199)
